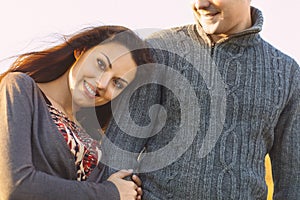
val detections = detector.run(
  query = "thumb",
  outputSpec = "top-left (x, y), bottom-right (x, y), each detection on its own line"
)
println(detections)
top-left (112, 169), bottom-right (133, 179)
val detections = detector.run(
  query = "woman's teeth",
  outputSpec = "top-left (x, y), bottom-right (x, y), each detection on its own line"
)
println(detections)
top-left (84, 81), bottom-right (96, 96)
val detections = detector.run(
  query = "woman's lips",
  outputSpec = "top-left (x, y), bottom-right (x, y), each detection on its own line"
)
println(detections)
top-left (83, 80), bottom-right (96, 99)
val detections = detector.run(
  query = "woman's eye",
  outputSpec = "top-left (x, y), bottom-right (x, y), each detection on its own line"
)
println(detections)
top-left (113, 79), bottom-right (125, 90)
top-left (97, 59), bottom-right (106, 70)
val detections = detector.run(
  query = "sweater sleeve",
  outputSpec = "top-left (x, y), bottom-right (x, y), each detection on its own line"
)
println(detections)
top-left (0, 73), bottom-right (119, 200)
top-left (269, 61), bottom-right (300, 200)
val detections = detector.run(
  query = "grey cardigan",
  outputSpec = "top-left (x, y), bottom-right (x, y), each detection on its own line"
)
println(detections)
top-left (102, 7), bottom-right (300, 200)
top-left (0, 72), bottom-right (119, 200)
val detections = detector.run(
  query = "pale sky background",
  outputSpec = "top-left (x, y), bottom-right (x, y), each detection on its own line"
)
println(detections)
top-left (0, 0), bottom-right (299, 73)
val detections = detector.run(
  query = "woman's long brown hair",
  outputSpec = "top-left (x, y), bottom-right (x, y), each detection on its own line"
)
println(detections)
top-left (0, 25), bottom-right (153, 134)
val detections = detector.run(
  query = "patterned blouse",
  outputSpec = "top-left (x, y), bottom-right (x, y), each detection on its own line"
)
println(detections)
top-left (47, 104), bottom-right (102, 181)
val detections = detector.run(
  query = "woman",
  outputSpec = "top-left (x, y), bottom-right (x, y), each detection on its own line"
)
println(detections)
top-left (0, 25), bottom-right (152, 200)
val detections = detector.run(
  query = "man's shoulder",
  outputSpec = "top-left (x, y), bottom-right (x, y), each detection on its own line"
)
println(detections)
top-left (146, 24), bottom-right (195, 41)
top-left (259, 38), bottom-right (300, 85)
top-left (145, 24), bottom-right (197, 49)
top-left (260, 39), bottom-right (298, 65)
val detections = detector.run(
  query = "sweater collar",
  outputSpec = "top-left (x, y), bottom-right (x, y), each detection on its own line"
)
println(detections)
top-left (195, 7), bottom-right (263, 45)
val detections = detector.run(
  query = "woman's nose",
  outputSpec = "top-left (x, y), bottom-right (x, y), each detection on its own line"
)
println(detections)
top-left (96, 73), bottom-right (111, 90)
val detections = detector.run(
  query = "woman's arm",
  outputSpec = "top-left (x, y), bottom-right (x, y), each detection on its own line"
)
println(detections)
top-left (0, 73), bottom-right (137, 200)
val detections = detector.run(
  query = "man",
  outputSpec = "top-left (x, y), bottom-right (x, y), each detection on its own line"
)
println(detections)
top-left (102, 0), bottom-right (300, 199)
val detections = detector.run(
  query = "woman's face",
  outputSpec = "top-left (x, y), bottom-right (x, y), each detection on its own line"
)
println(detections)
top-left (69, 42), bottom-right (137, 108)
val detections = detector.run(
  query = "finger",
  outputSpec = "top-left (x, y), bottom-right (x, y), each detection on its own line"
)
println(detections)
top-left (136, 187), bottom-right (143, 196)
top-left (137, 195), bottom-right (142, 200)
top-left (112, 169), bottom-right (133, 179)
top-left (132, 174), bottom-right (142, 186)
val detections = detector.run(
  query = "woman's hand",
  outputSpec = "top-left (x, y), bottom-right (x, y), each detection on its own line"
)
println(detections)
top-left (132, 174), bottom-right (143, 200)
top-left (107, 169), bottom-right (143, 200)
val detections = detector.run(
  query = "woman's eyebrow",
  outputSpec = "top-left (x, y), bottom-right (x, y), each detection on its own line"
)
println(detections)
top-left (100, 52), bottom-right (112, 69)
top-left (118, 78), bottom-right (129, 85)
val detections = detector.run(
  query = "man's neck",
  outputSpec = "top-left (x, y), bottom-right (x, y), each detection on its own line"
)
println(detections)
top-left (209, 34), bottom-right (229, 43)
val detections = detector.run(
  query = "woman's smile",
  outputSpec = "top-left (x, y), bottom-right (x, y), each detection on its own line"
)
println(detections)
top-left (83, 80), bottom-right (97, 99)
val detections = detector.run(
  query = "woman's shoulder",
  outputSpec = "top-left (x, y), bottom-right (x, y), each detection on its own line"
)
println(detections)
top-left (3, 71), bottom-right (33, 81)
top-left (0, 72), bottom-right (39, 99)
top-left (1, 72), bottom-right (36, 88)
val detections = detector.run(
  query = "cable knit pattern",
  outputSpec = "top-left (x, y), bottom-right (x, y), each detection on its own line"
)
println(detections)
top-left (102, 7), bottom-right (300, 200)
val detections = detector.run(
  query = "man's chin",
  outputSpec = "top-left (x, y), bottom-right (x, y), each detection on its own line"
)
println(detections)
top-left (194, 15), bottom-right (221, 35)
top-left (200, 23), bottom-right (219, 35)
top-left (201, 24), bottom-right (219, 35)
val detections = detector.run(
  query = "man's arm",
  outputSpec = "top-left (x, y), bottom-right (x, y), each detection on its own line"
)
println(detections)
top-left (269, 60), bottom-right (300, 200)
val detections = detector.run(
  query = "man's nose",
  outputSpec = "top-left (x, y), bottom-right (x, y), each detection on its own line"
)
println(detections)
top-left (194, 0), bottom-right (210, 9)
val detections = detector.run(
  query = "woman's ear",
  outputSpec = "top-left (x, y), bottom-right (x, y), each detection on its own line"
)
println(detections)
top-left (74, 49), bottom-right (84, 60)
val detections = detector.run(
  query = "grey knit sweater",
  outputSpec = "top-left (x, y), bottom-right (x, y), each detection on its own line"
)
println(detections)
top-left (102, 7), bottom-right (300, 200)
top-left (0, 72), bottom-right (120, 200)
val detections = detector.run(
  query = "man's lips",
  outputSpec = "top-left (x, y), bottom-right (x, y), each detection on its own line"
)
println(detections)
top-left (199, 10), bottom-right (220, 17)
top-left (194, 10), bottom-right (220, 22)
top-left (193, 5), bottom-right (220, 17)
